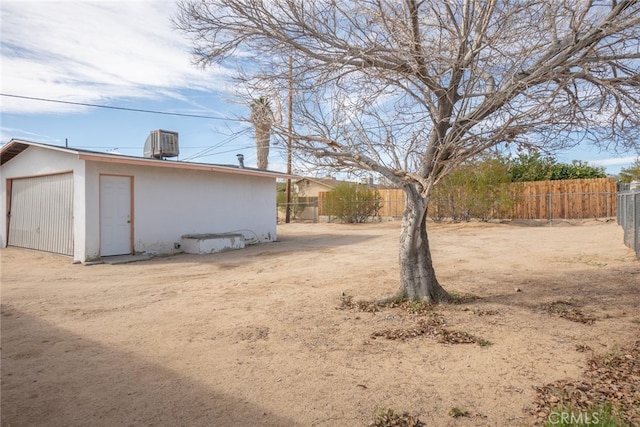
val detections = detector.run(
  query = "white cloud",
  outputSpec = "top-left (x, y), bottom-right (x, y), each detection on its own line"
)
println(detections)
top-left (589, 156), bottom-right (638, 167)
top-left (0, 1), bottom-right (230, 114)
top-left (0, 126), bottom-right (60, 144)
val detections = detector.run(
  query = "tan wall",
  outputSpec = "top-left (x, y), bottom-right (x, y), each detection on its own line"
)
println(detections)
top-left (296, 180), bottom-right (334, 198)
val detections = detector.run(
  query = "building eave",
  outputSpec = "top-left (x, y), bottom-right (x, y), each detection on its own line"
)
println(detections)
top-left (77, 153), bottom-right (294, 179)
top-left (2, 139), bottom-right (297, 179)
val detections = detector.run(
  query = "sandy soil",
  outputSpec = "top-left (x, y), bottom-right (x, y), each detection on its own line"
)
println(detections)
top-left (1, 219), bottom-right (638, 426)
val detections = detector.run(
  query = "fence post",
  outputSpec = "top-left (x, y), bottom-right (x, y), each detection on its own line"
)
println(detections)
top-left (313, 200), bottom-right (318, 223)
top-left (548, 193), bottom-right (553, 224)
top-left (617, 193), bottom-right (623, 225)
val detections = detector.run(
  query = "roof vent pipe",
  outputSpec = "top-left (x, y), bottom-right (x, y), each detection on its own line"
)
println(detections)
top-left (236, 154), bottom-right (245, 168)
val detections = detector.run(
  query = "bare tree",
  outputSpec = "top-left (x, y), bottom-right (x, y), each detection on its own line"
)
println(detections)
top-left (175, 0), bottom-right (640, 303)
top-left (250, 96), bottom-right (273, 169)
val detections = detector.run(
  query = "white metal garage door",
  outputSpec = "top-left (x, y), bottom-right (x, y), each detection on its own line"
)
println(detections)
top-left (8, 173), bottom-right (74, 255)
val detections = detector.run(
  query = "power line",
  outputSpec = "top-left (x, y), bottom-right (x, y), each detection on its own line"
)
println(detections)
top-left (1, 93), bottom-right (235, 121)
top-left (2, 93), bottom-right (432, 137)
top-left (181, 127), bottom-right (255, 161)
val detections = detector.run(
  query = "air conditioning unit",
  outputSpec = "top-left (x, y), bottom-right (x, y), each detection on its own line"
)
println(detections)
top-left (144, 130), bottom-right (179, 159)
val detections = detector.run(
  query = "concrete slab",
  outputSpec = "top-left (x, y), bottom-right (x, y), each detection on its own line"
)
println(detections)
top-left (99, 254), bottom-right (154, 265)
top-left (181, 233), bottom-right (245, 254)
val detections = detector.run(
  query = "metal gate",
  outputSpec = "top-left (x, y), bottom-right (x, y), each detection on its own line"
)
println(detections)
top-left (8, 173), bottom-right (74, 255)
top-left (618, 191), bottom-right (640, 260)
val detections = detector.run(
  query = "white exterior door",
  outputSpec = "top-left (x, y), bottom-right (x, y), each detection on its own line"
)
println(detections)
top-left (8, 173), bottom-right (74, 255)
top-left (100, 175), bottom-right (132, 256)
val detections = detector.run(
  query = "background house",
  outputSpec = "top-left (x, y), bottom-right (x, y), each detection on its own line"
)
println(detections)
top-left (279, 177), bottom-right (350, 221)
top-left (293, 176), bottom-right (346, 198)
top-left (1, 138), bottom-right (290, 263)
top-left (278, 176), bottom-right (385, 222)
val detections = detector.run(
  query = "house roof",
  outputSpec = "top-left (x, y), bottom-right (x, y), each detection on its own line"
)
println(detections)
top-left (1, 139), bottom-right (297, 179)
top-left (295, 177), bottom-right (349, 188)
top-left (295, 176), bottom-right (393, 189)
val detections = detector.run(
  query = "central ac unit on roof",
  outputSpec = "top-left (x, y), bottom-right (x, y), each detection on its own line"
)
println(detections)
top-left (143, 130), bottom-right (179, 159)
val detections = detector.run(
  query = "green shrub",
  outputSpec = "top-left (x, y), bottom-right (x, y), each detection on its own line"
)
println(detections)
top-left (509, 152), bottom-right (606, 182)
top-left (430, 154), bottom-right (516, 221)
top-left (324, 183), bottom-right (381, 223)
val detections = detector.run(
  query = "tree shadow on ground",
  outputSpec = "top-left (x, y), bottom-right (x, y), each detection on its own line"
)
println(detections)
top-left (1, 305), bottom-right (301, 427)
top-left (454, 264), bottom-right (639, 314)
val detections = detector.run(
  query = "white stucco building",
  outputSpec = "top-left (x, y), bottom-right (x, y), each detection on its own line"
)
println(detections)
top-left (1, 139), bottom-right (290, 263)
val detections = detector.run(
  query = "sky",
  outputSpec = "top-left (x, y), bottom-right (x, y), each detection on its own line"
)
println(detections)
top-left (0, 0), bottom-right (290, 171)
top-left (1, 1), bottom-right (637, 175)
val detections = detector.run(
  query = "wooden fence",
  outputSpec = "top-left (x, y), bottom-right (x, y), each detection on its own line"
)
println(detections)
top-left (509, 178), bottom-right (618, 219)
top-left (317, 188), bottom-right (407, 217)
top-left (317, 178), bottom-right (618, 220)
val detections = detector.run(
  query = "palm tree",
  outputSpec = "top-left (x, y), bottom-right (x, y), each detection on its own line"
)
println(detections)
top-left (250, 96), bottom-right (273, 170)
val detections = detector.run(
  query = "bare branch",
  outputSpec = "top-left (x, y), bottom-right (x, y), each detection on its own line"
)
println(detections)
top-left (176, 0), bottom-right (640, 184)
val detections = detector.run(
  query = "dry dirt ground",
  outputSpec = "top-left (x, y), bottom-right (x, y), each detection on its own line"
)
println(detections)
top-left (1, 220), bottom-right (638, 427)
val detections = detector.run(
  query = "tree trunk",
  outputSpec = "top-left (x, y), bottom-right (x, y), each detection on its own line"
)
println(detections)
top-left (251, 99), bottom-right (272, 170)
top-left (256, 125), bottom-right (270, 170)
top-left (397, 185), bottom-right (451, 303)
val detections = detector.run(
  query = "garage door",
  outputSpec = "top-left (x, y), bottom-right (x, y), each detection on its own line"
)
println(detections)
top-left (8, 173), bottom-right (74, 255)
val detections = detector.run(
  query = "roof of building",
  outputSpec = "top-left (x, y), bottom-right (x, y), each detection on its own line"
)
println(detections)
top-left (1, 139), bottom-right (296, 179)
top-left (295, 177), bottom-right (350, 188)
top-left (295, 176), bottom-right (396, 189)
